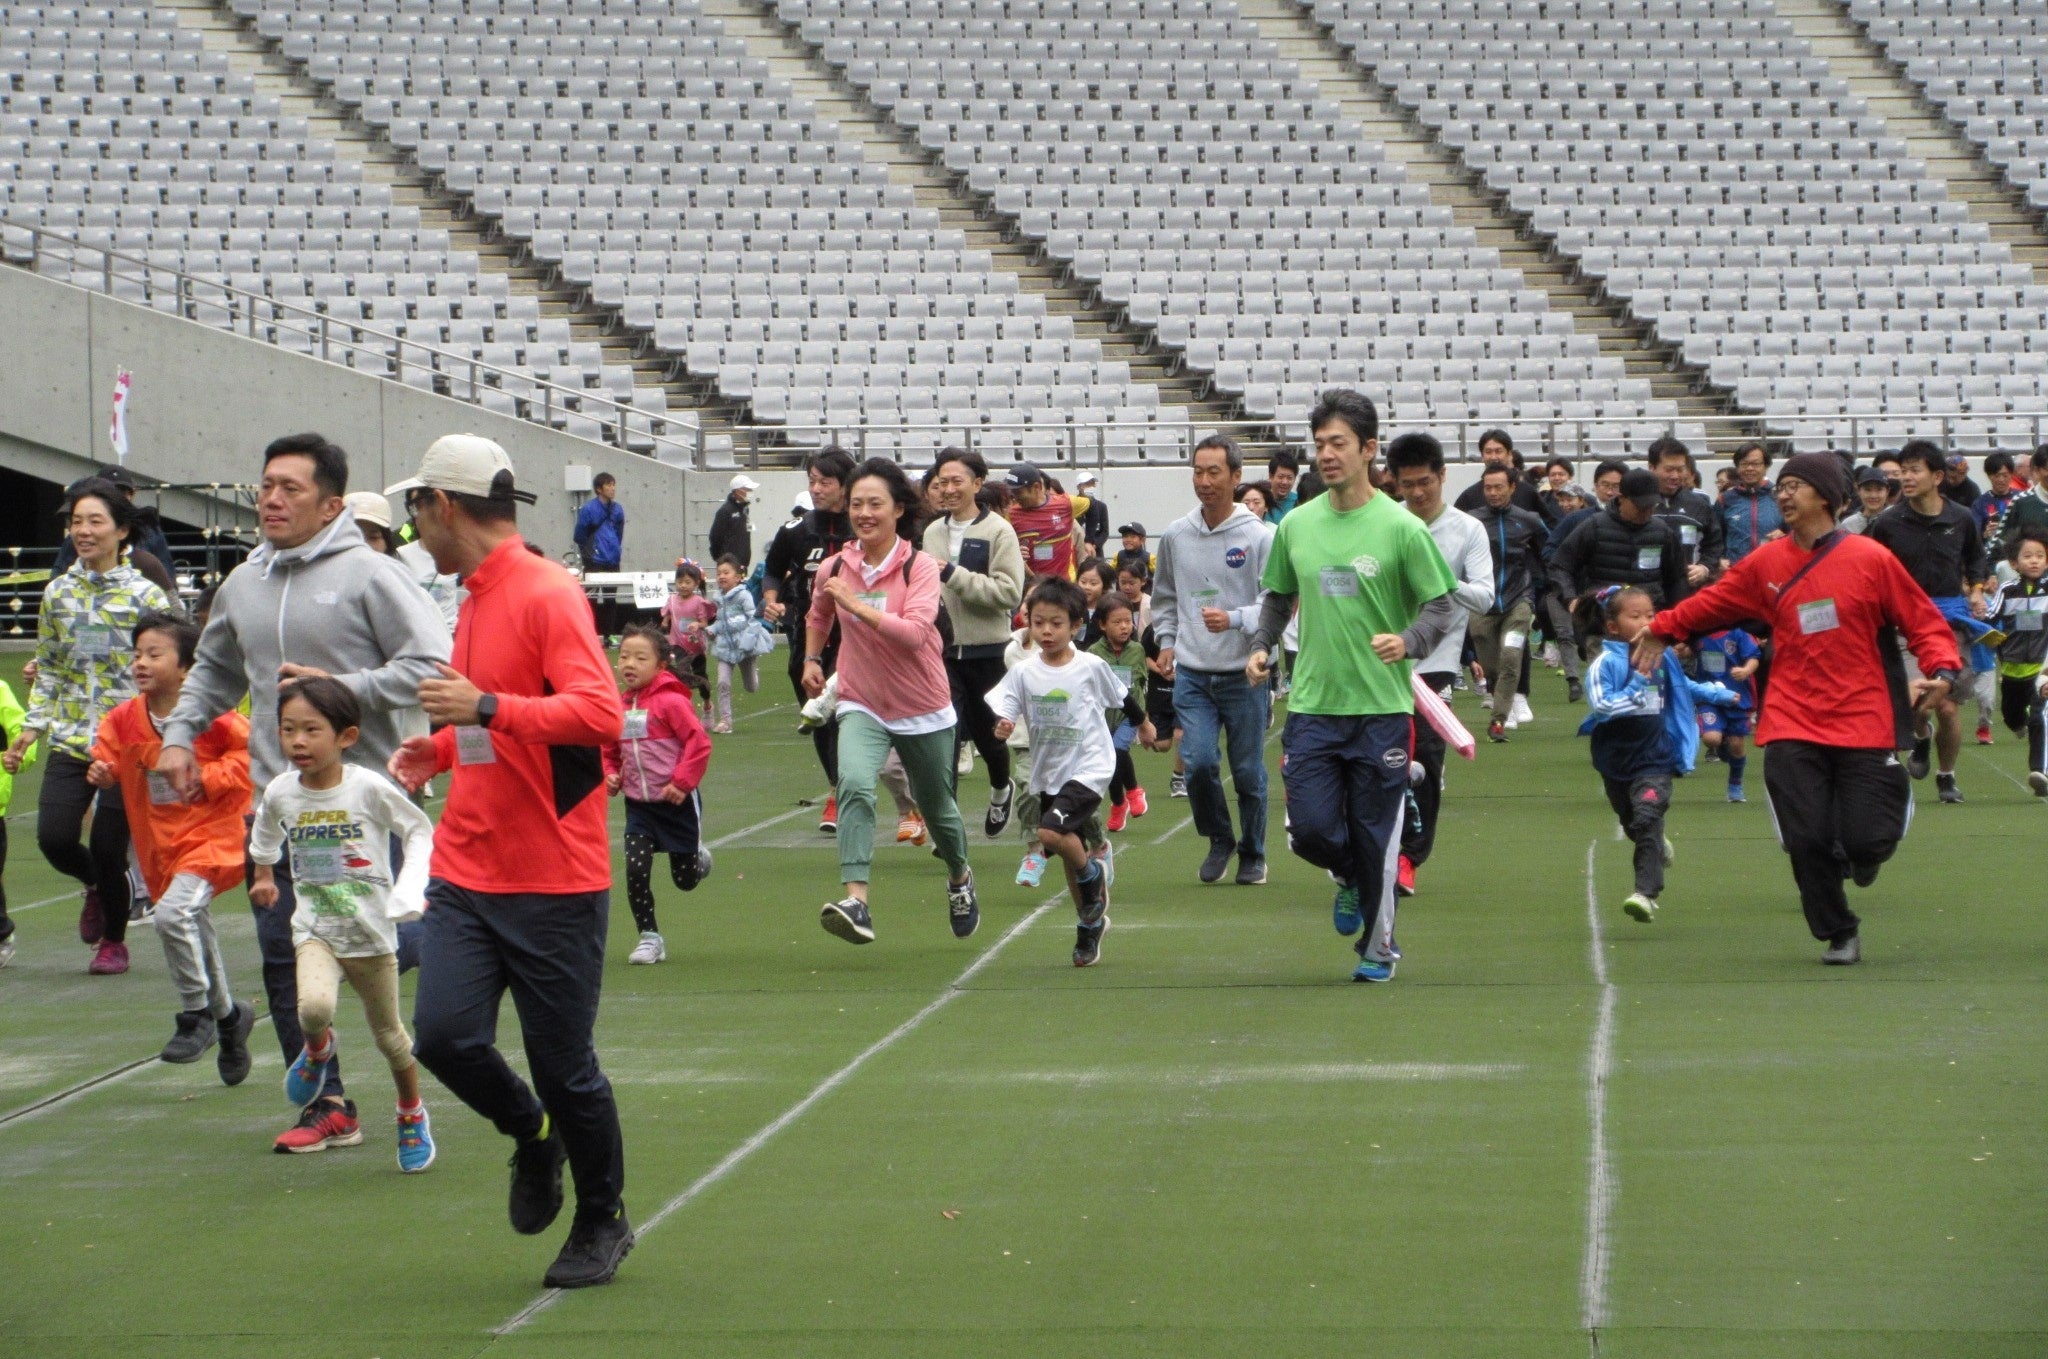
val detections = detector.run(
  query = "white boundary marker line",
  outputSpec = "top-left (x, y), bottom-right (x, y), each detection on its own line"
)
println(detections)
top-left (1580, 838), bottom-right (1617, 1337)
top-left (0, 1015), bottom-right (276, 1129)
top-left (9, 890), bottom-right (79, 915)
top-left (704, 802), bottom-right (814, 850)
top-left (1972, 750), bottom-right (2048, 805)
top-left (492, 890), bottom-right (1067, 1338)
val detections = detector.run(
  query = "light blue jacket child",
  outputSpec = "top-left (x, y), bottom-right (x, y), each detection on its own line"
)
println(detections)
top-left (708, 583), bottom-right (774, 665)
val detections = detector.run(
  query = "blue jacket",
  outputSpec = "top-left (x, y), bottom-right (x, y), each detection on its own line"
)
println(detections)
top-left (1717, 483), bottom-right (1783, 564)
top-left (574, 497), bottom-right (625, 568)
top-left (1578, 639), bottom-right (1736, 778)
top-left (707, 584), bottom-right (774, 664)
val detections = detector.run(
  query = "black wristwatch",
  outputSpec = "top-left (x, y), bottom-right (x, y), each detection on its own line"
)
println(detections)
top-left (1930, 668), bottom-right (1963, 689)
top-left (476, 693), bottom-right (499, 727)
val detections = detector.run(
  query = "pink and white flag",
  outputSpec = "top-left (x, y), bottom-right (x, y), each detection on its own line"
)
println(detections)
top-left (108, 369), bottom-right (132, 462)
top-left (1412, 670), bottom-right (1476, 761)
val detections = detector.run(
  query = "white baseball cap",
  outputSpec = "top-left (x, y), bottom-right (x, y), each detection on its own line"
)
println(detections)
top-left (1076, 470), bottom-right (1098, 487)
top-left (729, 474), bottom-right (761, 492)
top-left (342, 490), bottom-right (393, 530)
top-left (386, 434), bottom-right (536, 504)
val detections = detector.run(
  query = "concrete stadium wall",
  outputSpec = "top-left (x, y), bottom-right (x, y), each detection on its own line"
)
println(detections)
top-left (0, 266), bottom-right (688, 567)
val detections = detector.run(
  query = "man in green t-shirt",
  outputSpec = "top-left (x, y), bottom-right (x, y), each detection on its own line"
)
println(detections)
top-left (1247, 390), bottom-right (1461, 983)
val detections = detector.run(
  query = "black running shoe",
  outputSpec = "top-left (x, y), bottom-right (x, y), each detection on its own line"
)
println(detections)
top-left (1073, 918), bottom-right (1108, 968)
top-left (543, 1210), bottom-right (635, 1289)
top-left (160, 1009), bottom-right (216, 1064)
top-left (1936, 773), bottom-right (1964, 804)
top-left (984, 783), bottom-right (1014, 837)
top-left (1199, 842), bottom-right (1232, 884)
top-left (947, 873), bottom-right (980, 939)
top-left (216, 1000), bottom-right (256, 1086)
top-left (821, 896), bottom-right (876, 944)
top-left (1076, 863), bottom-right (1108, 928)
top-left (1567, 678), bottom-right (1585, 704)
top-left (508, 1119), bottom-right (568, 1236)
top-left (1907, 734), bottom-right (1932, 780)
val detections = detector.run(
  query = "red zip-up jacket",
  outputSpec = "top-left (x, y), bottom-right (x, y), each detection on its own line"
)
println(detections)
top-left (601, 668), bottom-right (711, 801)
top-left (428, 536), bottom-right (623, 894)
top-left (1649, 530), bottom-right (1960, 750)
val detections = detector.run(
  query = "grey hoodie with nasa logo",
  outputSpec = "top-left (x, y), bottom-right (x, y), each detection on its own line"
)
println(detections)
top-left (162, 509), bottom-right (452, 786)
top-left (1151, 502), bottom-right (1274, 673)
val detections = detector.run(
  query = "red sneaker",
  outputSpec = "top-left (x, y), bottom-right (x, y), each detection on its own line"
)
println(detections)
top-left (1395, 855), bottom-right (1416, 898)
top-left (819, 794), bottom-right (838, 834)
top-left (1976, 721), bottom-right (1993, 746)
top-left (273, 1099), bottom-right (364, 1154)
top-left (1106, 799), bottom-right (1129, 833)
top-left (78, 888), bottom-right (105, 945)
top-left (1126, 786), bottom-right (1149, 817)
top-left (87, 940), bottom-right (129, 974)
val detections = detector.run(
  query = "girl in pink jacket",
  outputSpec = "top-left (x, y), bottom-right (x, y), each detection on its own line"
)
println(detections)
top-left (603, 626), bottom-right (714, 965)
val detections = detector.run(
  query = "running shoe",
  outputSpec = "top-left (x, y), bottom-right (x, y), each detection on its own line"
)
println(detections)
top-left (818, 794), bottom-right (838, 833)
top-left (956, 743), bottom-right (974, 776)
top-left (0, 936), bottom-right (14, 969)
top-left (217, 1000), bottom-right (255, 1087)
top-left (1106, 799), bottom-right (1129, 833)
top-left (1073, 918), bottom-right (1108, 968)
top-left (709, 720), bottom-right (733, 735)
top-left (544, 1211), bottom-right (635, 1289)
top-left (1169, 772), bottom-right (1187, 798)
top-left (1093, 838), bottom-right (1115, 887)
top-left (948, 873), bottom-right (980, 939)
top-left (87, 940), bottom-right (128, 975)
top-left (78, 887), bottom-right (104, 945)
top-left (1487, 716), bottom-right (1508, 743)
top-left (1076, 861), bottom-right (1108, 927)
top-left (285, 1038), bottom-right (336, 1108)
top-left (1727, 783), bottom-right (1746, 803)
top-left (1509, 694), bottom-right (1534, 726)
top-left (1937, 773), bottom-right (1964, 804)
top-left (1332, 882), bottom-right (1363, 936)
top-left (1622, 893), bottom-right (1659, 923)
top-left (274, 1099), bottom-right (363, 1154)
top-left (507, 1117), bottom-right (567, 1233)
top-left (397, 1106), bottom-right (436, 1174)
top-left (820, 896), bottom-right (875, 944)
top-left (1126, 786), bottom-right (1149, 817)
top-left (2028, 771), bottom-right (2047, 798)
top-left (984, 783), bottom-right (1014, 837)
top-left (1234, 855), bottom-right (1267, 886)
top-left (1907, 734), bottom-right (1932, 780)
top-left (628, 931), bottom-right (667, 965)
top-left (677, 846), bottom-right (712, 891)
top-left (1567, 678), bottom-right (1585, 704)
top-left (1822, 934), bottom-right (1861, 966)
top-left (896, 813), bottom-right (928, 845)
top-left (1977, 720), bottom-right (1994, 746)
top-left (160, 1009), bottom-right (217, 1064)
top-left (1661, 837), bottom-right (1675, 867)
top-left (1015, 850), bottom-right (1048, 888)
top-left (1199, 842), bottom-right (1232, 884)
top-left (1351, 957), bottom-right (1396, 983)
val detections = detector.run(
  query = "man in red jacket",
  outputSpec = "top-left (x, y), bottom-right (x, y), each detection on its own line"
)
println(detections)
top-left (386, 436), bottom-right (632, 1288)
top-left (1630, 452), bottom-right (1962, 966)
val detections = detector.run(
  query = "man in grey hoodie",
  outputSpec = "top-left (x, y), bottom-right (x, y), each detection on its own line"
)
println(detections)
top-left (157, 432), bottom-right (450, 1153)
top-left (1153, 434), bottom-right (1275, 885)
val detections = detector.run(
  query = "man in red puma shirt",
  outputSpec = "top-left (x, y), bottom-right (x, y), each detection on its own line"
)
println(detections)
top-left (1631, 452), bottom-right (1961, 966)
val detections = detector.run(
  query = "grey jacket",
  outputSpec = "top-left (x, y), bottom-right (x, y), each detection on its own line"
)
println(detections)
top-left (1152, 503), bottom-right (1273, 672)
top-left (163, 510), bottom-right (452, 785)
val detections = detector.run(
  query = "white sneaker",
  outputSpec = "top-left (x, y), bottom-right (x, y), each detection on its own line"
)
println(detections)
top-left (956, 743), bottom-right (974, 775)
top-left (1509, 694), bottom-right (1534, 725)
top-left (1539, 642), bottom-right (1560, 669)
top-left (628, 931), bottom-right (667, 965)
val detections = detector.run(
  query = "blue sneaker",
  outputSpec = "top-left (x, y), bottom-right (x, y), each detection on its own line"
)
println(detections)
top-left (397, 1105), bottom-right (436, 1174)
top-left (1016, 850), bottom-right (1048, 888)
top-left (284, 1041), bottom-right (334, 1109)
top-left (1332, 883), bottom-right (1362, 936)
top-left (1727, 784), bottom-right (1746, 803)
top-left (1352, 957), bottom-right (1396, 983)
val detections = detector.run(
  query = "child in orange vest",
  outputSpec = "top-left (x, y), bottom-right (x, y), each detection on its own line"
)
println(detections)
top-left (87, 611), bottom-right (257, 1082)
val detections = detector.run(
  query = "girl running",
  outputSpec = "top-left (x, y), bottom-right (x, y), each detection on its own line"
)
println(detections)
top-left (660, 560), bottom-right (716, 716)
top-left (603, 625), bottom-right (714, 964)
top-left (707, 554), bottom-right (770, 734)
top-left (1087, 595), bottom-right (1151, 832)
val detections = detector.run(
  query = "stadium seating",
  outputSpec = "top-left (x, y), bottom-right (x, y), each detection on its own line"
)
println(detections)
top-left (1308, 0), bottom-right (2048, 452)
top-left (782, 0), bottom-right (1693, 451)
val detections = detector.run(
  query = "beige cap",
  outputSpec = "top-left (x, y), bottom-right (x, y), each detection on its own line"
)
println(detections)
top-left (729, 474), bottom-right (761, 492)
top-left (385, 434), bottom-right (535, 504)
top-left (342, 491), bottom-right (393, 530)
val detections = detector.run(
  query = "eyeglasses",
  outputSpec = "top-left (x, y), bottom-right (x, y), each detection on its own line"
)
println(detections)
top-left (403, 487), bottom-right (437, 517)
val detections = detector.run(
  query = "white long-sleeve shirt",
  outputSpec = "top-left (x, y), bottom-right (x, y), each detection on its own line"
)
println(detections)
top-left (249, 765), bottom-right (433, 957)
top-left (1412, 504), bottom-right (1497, 676)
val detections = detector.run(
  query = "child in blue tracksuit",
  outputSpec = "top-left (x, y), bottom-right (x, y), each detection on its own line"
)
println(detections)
top-left (1680, 626), bottom-right (1761, 802)
top-left (1575, 587), bottom-right (1737, 923)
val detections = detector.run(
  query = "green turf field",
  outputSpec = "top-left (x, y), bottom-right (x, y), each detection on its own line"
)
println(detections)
top-left (2, 650), bottom-right (2043, 1358)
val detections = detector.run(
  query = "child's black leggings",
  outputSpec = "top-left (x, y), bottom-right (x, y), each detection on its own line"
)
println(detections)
top-left (623, 832), bottom-right (704, 933)
top-left (2000, 676), bottom-right (2047, 774)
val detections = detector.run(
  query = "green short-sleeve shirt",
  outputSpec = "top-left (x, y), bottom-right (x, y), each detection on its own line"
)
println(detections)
top-left (1262, 491), bottom-right (1458, 716)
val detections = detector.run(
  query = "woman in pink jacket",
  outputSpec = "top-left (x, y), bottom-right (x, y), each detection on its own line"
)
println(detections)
top-left (803, 459), bottom-right (978, 945)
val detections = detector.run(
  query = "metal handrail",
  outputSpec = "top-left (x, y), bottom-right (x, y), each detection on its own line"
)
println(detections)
top-left (1, 218), bottom-right (704, 464)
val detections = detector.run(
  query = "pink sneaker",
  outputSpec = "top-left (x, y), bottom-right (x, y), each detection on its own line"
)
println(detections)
top-left (88, 940), bottom-right (129, 975)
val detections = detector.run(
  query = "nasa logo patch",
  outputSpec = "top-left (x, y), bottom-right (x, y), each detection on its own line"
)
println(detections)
top-left (1224, 545), bottom-right (1248, 569)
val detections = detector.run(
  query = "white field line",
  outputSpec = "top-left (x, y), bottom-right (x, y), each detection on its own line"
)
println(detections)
top-left (704, 802), bottom-right (814, 850)
top-left (1972, 751), bottom-right (2048, 804)
top-left (492, 889), bottom-right (1067, 1337)
top-left (9, 890), bottom-right (79, 915)
top-left (0, 1016), bottom-right (276, 1130)
top-left (1580, 839), bottom-right (1617, 1335)
top-left (946, 1061), bottom-right (1527, 1088)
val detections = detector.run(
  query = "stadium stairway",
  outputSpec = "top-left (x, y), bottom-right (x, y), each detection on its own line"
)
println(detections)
top-left (1787, 0), bottom-right (2048, 279)
top-left (1248, 0), bottom-right (1748, 449)
top-left (696, 0), bottom-right (1242, 439)
top-left (157, 0), bottom-right (741, 464)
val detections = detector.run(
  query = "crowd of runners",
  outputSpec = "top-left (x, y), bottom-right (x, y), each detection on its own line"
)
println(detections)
top-left (2, 392), bottom-right (2043, 1289)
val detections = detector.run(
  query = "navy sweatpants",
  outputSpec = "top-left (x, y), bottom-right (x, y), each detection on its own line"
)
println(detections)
top-left (1281, 713), bottom-right (1414, 965)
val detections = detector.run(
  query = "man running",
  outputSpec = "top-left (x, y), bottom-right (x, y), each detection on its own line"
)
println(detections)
top-left (1633, 452), bottom-right (1961, 965)
top-left (1247, 391), bottom-right (1461, 982)
top-left (387, 435), bottom-right (632, 1288)
top-left (762, 449), bottom-right (854, 831)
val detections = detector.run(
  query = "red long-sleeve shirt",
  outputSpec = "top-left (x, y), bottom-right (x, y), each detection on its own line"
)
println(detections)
top-left (429, 535), bottom-right (623, 894)
top-left (1650, 530), bottom-right (1960, 750)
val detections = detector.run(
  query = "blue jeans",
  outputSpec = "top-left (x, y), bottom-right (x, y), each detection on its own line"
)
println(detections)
top-left (1281, 713), bottom-right (1413, 964)
top-left (1174, 666), bottom-right (1270, 860)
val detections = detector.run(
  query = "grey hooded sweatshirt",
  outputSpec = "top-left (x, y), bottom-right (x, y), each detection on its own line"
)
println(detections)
top-left (163, 510), bottom-right (452, 785)
top-left (1151, 502), bottom-right (1274, 673)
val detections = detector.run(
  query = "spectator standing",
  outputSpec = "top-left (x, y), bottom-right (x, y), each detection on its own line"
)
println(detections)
top-left (708, 474), bottom-right (759, 568)
top-left (386, 434), bottom-right (634, 1289)
top-left (574, 471), bottom-right (626, 641)
top-left (1075, 470), bottom-right (1110, 557)
top-left (763, 451), bottom-right (855, 831)
top-left (1152, 435), bottom-right (1275, 886)
top-left (155, 433), bottom-right (449, 1152)
top-left (1717, 442), bottom-right (1784, 567)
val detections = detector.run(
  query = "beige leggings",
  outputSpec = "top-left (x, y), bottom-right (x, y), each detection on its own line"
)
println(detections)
top-left (294, 941), bottom-right (415, 1078)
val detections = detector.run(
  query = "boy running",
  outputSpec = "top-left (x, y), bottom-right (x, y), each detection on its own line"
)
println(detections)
top-left (1989, 529), bottom-right (2048, 794)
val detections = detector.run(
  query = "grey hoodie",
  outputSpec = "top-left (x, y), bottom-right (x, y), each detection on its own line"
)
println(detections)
top-left (1152, 502), bottom-right (1274, 673)
top-left (163, 510), bottom-right (452, 785)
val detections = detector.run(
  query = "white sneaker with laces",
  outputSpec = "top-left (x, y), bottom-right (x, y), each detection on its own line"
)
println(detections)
top-left (956, 744), bottom-right (974, 775)
top-left (1509, 694), bottom-right (1534, 725)
top-left (627, 931), bottom-right (667, 965)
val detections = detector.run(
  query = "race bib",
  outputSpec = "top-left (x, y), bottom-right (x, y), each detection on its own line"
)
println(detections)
top-left (2016, 610), bottom-right (2044, 633)
top-left (858, 591), bottom-right (889, 614)
top-left (454, 724), bottom-right (496, 765)
top-left (1679, 525), bottom-right (1700, 547)
top-left (145, 770), bottom-right (180, 806)
top-left (1636, 546), bottom-right (1663, 571)
top-left (1503, 631), bottom-right (1526, 651)
top-left (622, 708), bottom-right (650, 741)
top-left (1701, 649), bottom-right (1727, 674)
top-left (75, 624), bottom-right (114, 661)
top-left (1319, 566), bottom-right (1359, 597)
top-left (1032, 543), bottom-right (1055, 562)
top-left (1798, 598), bottom-right (1839, 635)
top-left (294, 842), bottom-right (345, 886)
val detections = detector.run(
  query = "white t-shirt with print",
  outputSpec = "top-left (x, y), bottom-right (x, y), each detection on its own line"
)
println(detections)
top-left (249, 764), bottom-right (434, 958)
top-left (986, 651), bottom-right (1128, 797)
